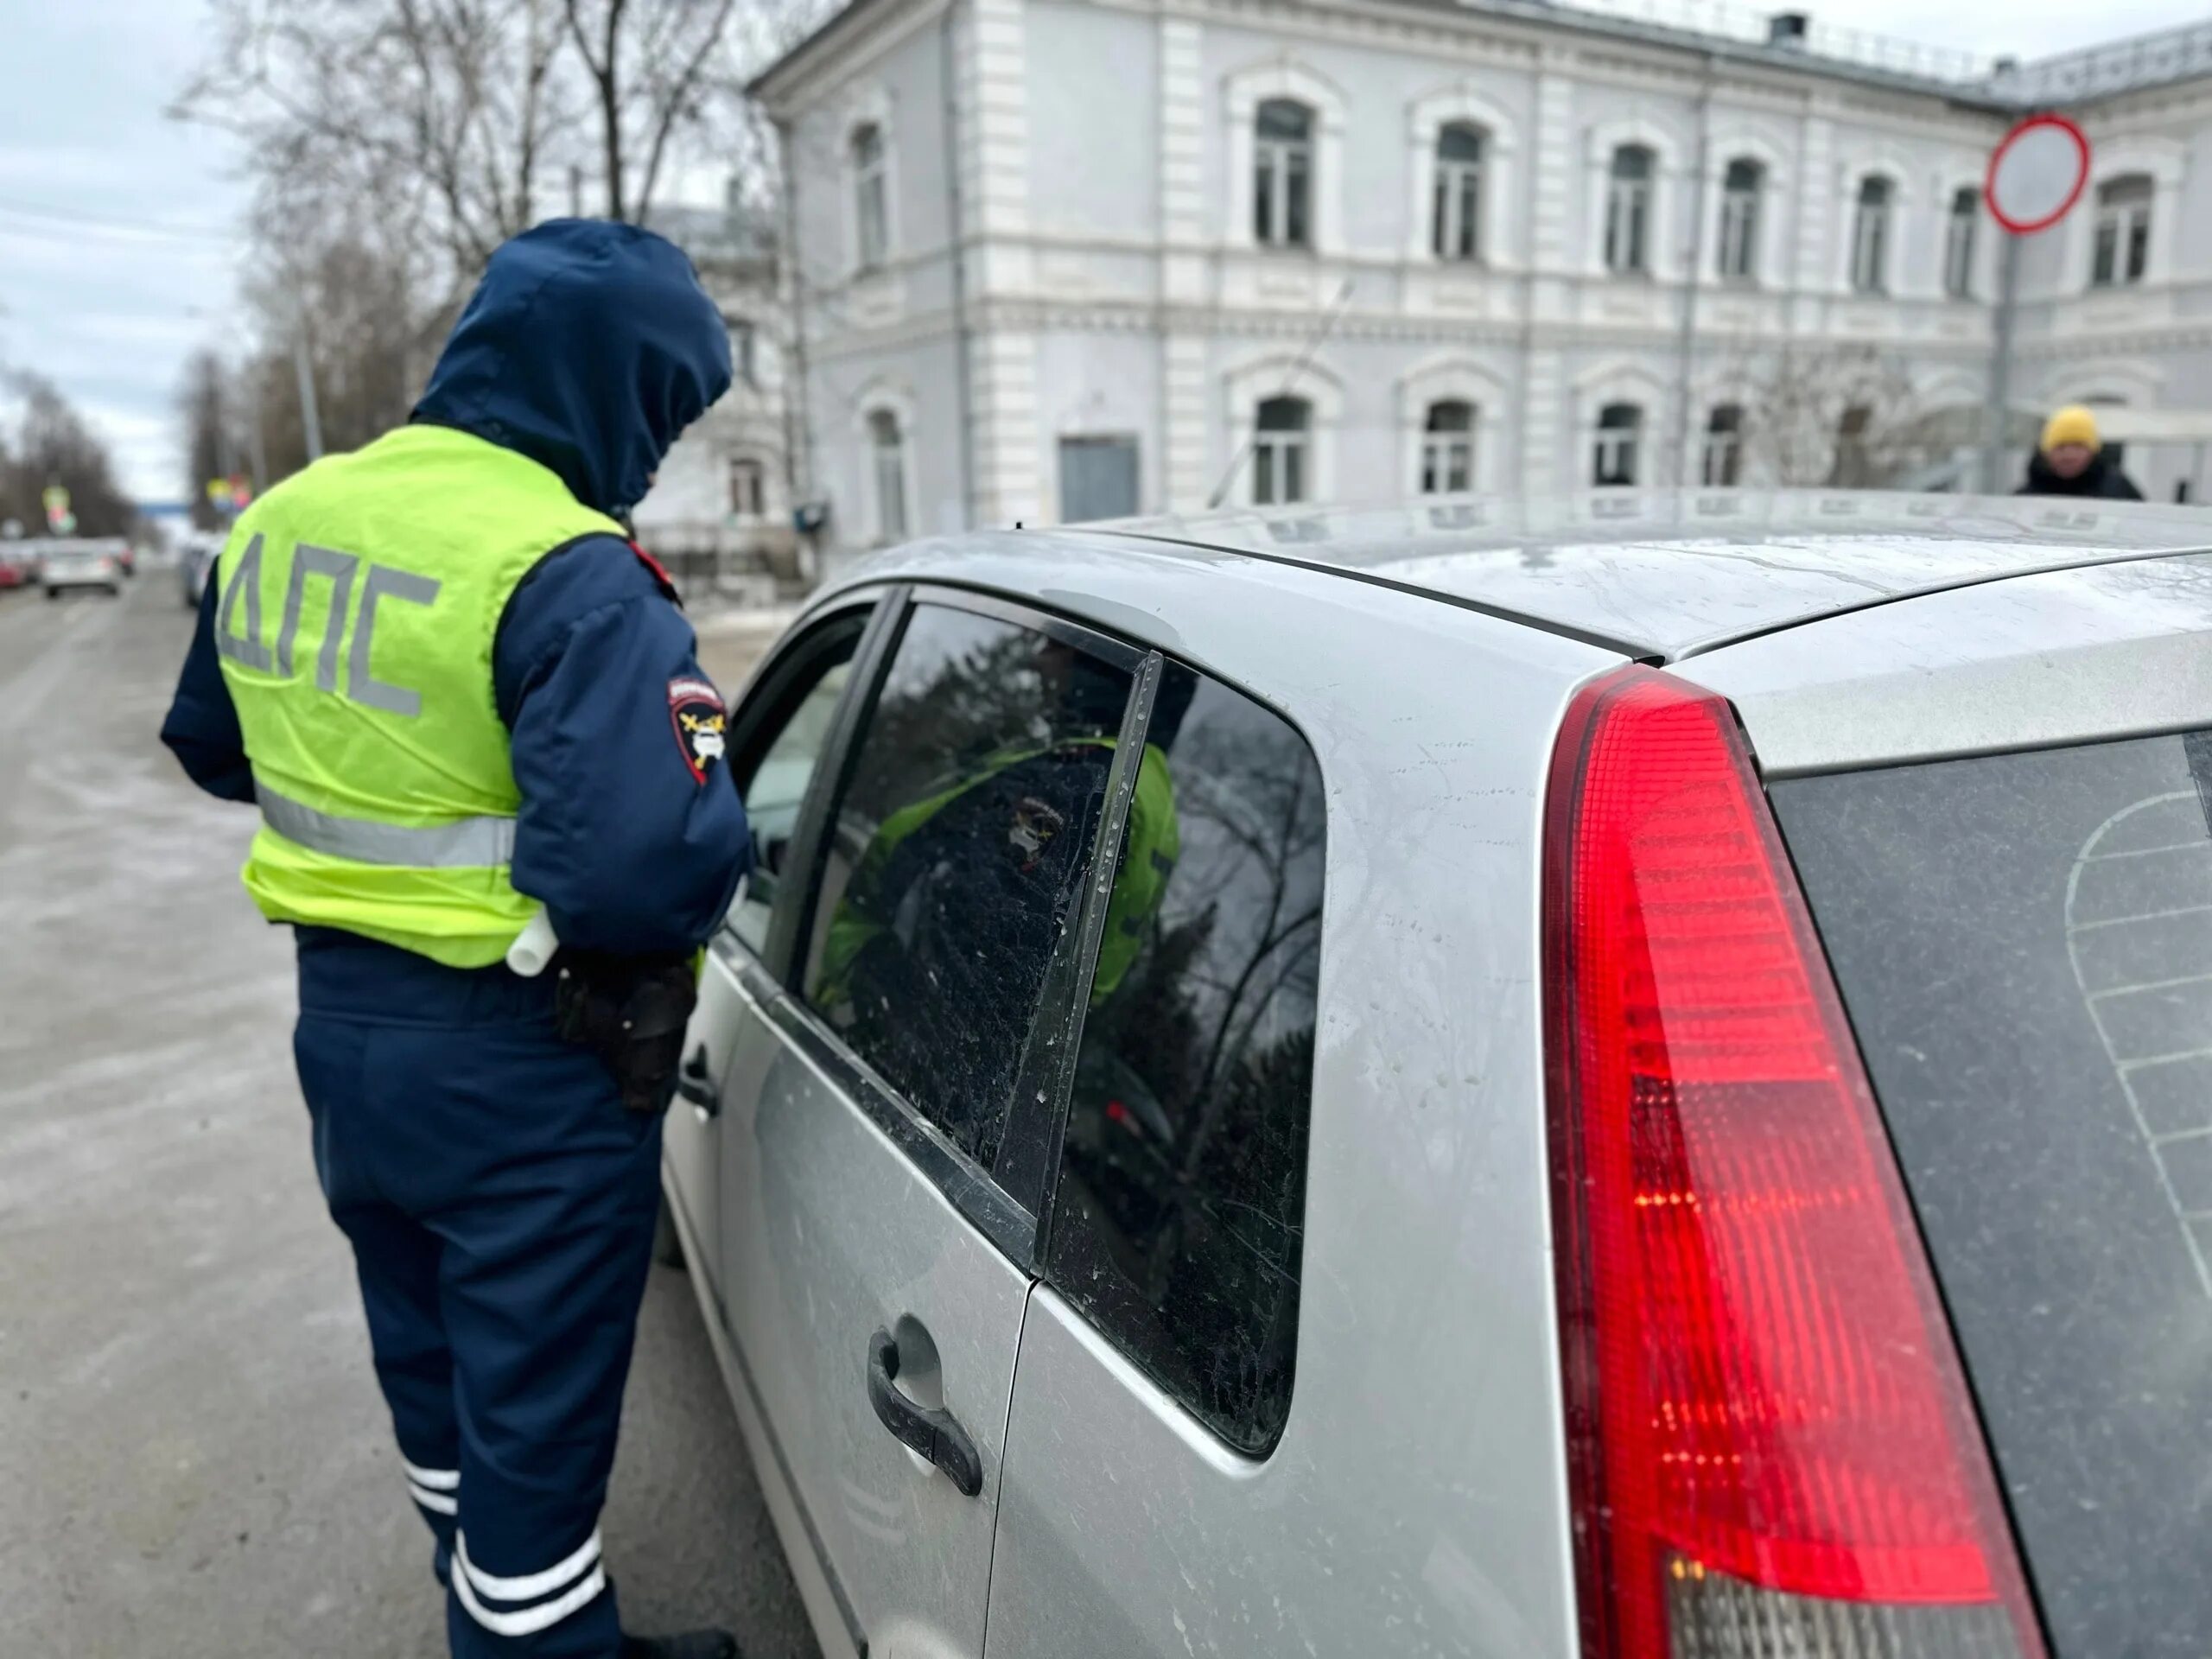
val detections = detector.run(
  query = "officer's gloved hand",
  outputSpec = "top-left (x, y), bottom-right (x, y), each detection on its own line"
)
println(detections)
top-left (552, 951), bottom-right (699, 1113)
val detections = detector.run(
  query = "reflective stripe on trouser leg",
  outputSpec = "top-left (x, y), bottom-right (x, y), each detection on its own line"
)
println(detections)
top-left (452, 1530), bottom-right (607, 1637)
top-left (406, 1459), bottom-right (461, 1517)
top-left (433, 1025), bottom-right (664, 1656)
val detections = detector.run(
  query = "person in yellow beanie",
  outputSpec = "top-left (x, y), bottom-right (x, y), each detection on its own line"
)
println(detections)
top-left (2018, 404), bottom-right (2144, 499)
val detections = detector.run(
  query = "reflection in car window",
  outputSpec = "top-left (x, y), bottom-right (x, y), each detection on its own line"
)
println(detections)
top-left (1046, 665), bottom-right (1325, 1454)
top-left (726, 627), bottom-right (861, 956)
top-left (802, 604), bottom-right (1133, 1170)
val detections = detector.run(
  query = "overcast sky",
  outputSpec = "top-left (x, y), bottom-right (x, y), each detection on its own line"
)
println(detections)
top-left (0, 0), bottom-right (2201, 502)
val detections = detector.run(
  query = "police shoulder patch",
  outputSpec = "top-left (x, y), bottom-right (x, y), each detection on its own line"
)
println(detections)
top-left (668, 676), bottom-right (728, 784)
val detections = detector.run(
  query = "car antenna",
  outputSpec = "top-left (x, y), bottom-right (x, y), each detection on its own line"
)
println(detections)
top-left (1205, 276), bottom-right (1357, 512)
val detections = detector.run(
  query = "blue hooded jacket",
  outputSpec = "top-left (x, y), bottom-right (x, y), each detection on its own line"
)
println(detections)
top-left (162, 219), bottom-right (753, 980)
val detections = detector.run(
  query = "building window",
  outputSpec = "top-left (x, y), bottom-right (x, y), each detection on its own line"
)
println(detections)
top-left (1943, 187), bottom-right (1978, 299)
top-left (1592, 403), bottom-right (1641, 487)
top-left (1702, 404), bottom-right (1744, 486)
top-left (1253, 395), bottom-right (1311, 505)
top-left (1432, 123), bottom-right (1484, 262)
top-left (867, 409), bottom-right (907, 541)
top-left (727, 316), bottom-right (758, 384)
top-left (1255, 99), bottom-right (1313, 249)
top-left (728, 457), bottom-right (766, 519)
top-left (1421, 400), bottom-right (1476, 494)
top-left (1849, 176), bottom-right (1892, 295)
top-left (1832, 404), bottom-right (1875, 486)
top-left (1605, 145), bottom-right (1655, 276)
top-left (2092, 175), bottom-right (2152, 288)
top-left (852, 122), bottom-right (888, 270)
top-left (1717, 158), bottom-right (1762, 282)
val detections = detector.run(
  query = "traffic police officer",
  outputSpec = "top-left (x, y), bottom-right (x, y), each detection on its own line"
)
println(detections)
top-left (161, 220), bottom-right (753, 1659)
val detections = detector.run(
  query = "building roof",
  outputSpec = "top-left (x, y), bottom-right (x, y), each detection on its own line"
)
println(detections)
top-left (1068, 491), bottom-right (2212, 659)
top-left (752, 0), bottom-right (2209, 112)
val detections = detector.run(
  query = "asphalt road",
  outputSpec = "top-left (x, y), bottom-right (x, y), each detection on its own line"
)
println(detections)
top-left (0, 576), bottom-right (817, 1658)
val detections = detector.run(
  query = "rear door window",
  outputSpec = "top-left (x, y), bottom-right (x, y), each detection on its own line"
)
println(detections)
top-left (1773, 732), bottom-right (2212, 1659)
top-left (799, 601), bottom-right (1134, 1172)
top-left (1043, 664), bottom-right (1325, 1454)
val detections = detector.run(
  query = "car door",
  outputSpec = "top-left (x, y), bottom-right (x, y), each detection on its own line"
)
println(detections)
top-left (714, 588), bottom-right (1151, 1659)
top-left (664, 601), bottom-right (876, 1301)
top-left (983, 665), bottom-right (1336, 1656)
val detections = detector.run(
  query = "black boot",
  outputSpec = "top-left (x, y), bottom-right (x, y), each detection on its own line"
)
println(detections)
top-left (620, 1632), bottom-right (738, 1659)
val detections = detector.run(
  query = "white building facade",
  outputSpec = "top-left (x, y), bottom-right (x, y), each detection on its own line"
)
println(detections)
top-left (753, 0), bottom-right (2212, 568)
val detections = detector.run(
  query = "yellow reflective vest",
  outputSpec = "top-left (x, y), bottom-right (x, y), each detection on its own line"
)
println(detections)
top-left (212, 424), bottom-right (627, 967)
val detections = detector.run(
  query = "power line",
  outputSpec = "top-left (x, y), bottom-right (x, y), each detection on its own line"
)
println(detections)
top-left (0, 196), bottom-right (236, 247)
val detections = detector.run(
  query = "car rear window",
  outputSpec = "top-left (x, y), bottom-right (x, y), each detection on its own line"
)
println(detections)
top-left (1772, 734), bottom-right (2212, 1659)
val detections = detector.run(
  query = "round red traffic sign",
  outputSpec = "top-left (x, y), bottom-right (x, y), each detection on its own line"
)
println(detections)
top-left (1985, 113), bottom-right (2091, 235)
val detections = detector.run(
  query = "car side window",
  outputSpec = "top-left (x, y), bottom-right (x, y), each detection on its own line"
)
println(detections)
top-left (800, 602), bottom-right (1134, 1171)
top-left (1044, 664), bottom-right (1325, 1454)
top-left (725, 619), bottom-right (866, 956)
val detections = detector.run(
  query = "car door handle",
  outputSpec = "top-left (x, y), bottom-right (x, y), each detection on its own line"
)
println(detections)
top-left (867, 1329), bottom-right (982, 1497)
top-left (674, 1044), bottom-right (719, 1116)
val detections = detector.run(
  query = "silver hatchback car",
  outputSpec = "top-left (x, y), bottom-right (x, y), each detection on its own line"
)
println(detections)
top-left (661, 492), bottom-right (2212, 1659)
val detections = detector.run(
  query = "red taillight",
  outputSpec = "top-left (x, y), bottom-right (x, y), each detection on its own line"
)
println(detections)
top-left (1542, 666), bottom-right (2044, 1659)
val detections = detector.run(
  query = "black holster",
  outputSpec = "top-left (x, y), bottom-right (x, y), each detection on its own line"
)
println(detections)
top-left (552, 950), bottom-right (699, 1114)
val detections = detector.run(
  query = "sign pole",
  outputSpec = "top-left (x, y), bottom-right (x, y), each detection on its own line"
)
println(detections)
top-left (1981, 231), bottom-right (2021, 494)
top-left (1978, 111), bottom-right (2091, 497)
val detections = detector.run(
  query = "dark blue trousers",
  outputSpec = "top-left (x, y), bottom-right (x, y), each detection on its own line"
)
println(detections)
top-left (291, 929), bottom-right (663, 1658)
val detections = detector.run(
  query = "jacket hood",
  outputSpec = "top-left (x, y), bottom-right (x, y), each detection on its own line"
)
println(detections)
top-left (413, 219), bottom-right (732, 516)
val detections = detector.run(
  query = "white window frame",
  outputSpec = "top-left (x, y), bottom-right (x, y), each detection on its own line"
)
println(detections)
top-left (1573, 359), bottom-right (1669, 490)
top-left (2091, 175), bottom-right (2154, 289)
top-left (1419, 402), bottom-right (1477, 495)
top-left (1700, 133), bottom-right (1789, 289)
top-left (1432, 126), bottom-right (1484, 262)
top-left (1834, 162), bottom-right (1910, 296)
top-left (2066, 143), bottom-right (2183, 293)
top-left (1605, 148), bottom-right (1656, 276)
top-left (1716, 160), bottom-right (1762, 282)
top-left (728, 455), bottom-right (767, 521)
top-left (1701, 404), bottom-right (1745, 486)
top-left (1585, 120), bottom-right (1679, 280)
top-left (1224, 354), bottom-right (1344, 507)
top-left (838, 86), bottom-right (899, 281)
top-left (1253, 99), bottom-right (1316, 251)
top-left (1225, 60), bottom-right (1346, 256)
top-left (1847, 174), bottom-right (1895, 296)
top-left (1592, 404), bottom-right (1643, 487)
top-left (1942, 182), bottom-right (1980, 301)
top-left (853, 388), bottom-right (917, 547)
top-left (1404, 83), bottom-right (1521, 269)
top-left (1397, 354), bottom-right (1509, 497)
top-left (1251, 396), bottom-right (1313, 505)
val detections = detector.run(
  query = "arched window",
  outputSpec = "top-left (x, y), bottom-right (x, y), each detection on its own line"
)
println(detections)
top-left (1849, 176), bottom-right (1892, 295)
top-left (2093, 175), bottom-right (2153, 288)
top-left (1432, 124), bottom-right (1484, 262)
top-left (868, 408), bottom-right (907, 541)
top-left (852, 123), bottom-right (888, 270)
top-left (1592, 403), bottom-right (1641, 487)
top-left (1702, 404), bottom-right (1744, 486)
top-left (1255, 100), bottom-right (1313, 249)
top-left (728, 456), bottom-right (766, 519)
top-left (1605, 146), bottom-right (1655, 275)
top-left (1717, 158), bottom-right (1762, 281)
top-left (1253, 395), bottom-right (1311, 504)
top-left (1942, 186), bottom-right (1978, 299)
top-left (1421, 400), bottom-right (1476, 493)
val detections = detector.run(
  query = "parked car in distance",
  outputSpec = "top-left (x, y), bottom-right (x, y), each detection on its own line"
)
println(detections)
top-left (42, 540), bottom-right (125, 599)
top-left (661, 490), bottom-right (2212, 1659)
top-left (179, 533), bottom-right (219, 611)
top-left (0, 547), bottom-right (37, 590)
